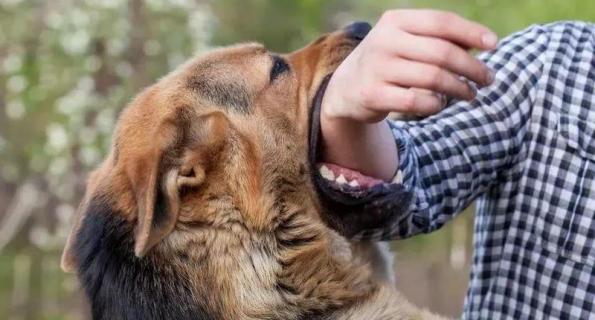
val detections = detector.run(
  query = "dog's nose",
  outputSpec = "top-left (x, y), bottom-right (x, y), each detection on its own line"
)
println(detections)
top-left (344, 21), bottom-right (372, 40)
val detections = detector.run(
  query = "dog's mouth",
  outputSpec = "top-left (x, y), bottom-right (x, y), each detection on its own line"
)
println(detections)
top-left (303, 22), bottom-right (413, 238)
top-left (307, 23), bottom-right (385, 191)
top-left (308, 74), bottom-right (386, 193)
top-left (316, 162), bottom-right (385, 189)
top-left (307, 75), bottom-right (412, 237)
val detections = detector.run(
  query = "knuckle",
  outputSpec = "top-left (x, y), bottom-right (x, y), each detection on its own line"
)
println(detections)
top-left (359, 85), bottom-right (380, 107)
top-left (378, 12), bottom-right (392, 25)
top-left (431, 11), bottom-right (456, 28)
top-left (400, 91), bottom-right (416, 111)
top-left (441, 11), bottom-right (459, 23)
top-left (380, 10), bottom-right (399, 23)
top-left (426, 68), bottom-right (444, 89)
top-left (437, 45), bottom-right (455, 65)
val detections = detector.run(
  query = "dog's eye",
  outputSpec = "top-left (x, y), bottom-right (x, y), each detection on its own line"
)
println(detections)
top-left (270, 55), bottom-right (289, 82)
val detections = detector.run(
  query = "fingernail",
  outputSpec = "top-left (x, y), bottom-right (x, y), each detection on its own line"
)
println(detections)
top-left (438, 93), bottom-right (447, 108)
top-left (430, 92), bottom-right (446, 108)
top-left (467, 82), bottom-right (477, 100)
top-left (485, 68), bottom-right (495, 85)
top-left (482, 32), bottom-right (498, 48)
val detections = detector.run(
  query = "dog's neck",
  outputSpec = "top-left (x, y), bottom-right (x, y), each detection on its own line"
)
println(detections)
top-left (174, 182), bottom-right (378, 319)
top-left (73, 197), bottom-right (216, 320)
top-left (73, 182), bottom-right (438, 319)
top-left (73, 190), bottom-right (371, 319)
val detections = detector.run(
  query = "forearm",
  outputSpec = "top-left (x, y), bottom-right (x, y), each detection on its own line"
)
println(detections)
top-left (320, 114), bottom-right (398, 182)
top-left (314, 9), bottom-right (503, 240)
top-left (355, 24), bottom-right (549, 240)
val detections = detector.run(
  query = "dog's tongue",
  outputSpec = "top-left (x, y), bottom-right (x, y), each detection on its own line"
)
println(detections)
top-left (316, 162), bottom-right (384, 189)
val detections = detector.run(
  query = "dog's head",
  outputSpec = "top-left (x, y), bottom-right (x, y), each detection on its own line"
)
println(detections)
top-left (62, 22), bottom-right (373, 270)
top-left (62, 23), bottom-right (392, 318)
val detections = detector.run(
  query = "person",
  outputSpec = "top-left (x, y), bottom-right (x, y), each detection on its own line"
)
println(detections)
top-left (318, 9), bottom-right (595, 319)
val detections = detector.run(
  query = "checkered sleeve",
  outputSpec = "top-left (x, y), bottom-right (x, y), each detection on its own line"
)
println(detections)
top-left (355, 24), bottom-right (552, 240)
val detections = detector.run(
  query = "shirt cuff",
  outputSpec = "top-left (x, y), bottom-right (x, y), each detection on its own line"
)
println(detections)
top-left (388, 120), bottom-right (418, 191)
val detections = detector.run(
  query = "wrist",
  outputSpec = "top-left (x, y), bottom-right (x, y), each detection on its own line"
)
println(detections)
top-left (320, 106), bottom-right (398, 182)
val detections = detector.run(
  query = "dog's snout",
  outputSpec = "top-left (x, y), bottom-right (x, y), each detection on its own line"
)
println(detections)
top-left (344, 21), bottom-right (372, 40)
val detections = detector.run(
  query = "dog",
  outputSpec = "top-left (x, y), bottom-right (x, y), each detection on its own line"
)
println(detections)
top-left (60, 21), bottom-right (446, 319)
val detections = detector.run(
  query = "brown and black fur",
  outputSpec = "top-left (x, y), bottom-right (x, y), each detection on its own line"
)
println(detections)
top-left (61, 25), bottom-right (447, 320)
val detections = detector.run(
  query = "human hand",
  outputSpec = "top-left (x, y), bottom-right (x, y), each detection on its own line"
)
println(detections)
top-left (320, 10), bottom-right (498, 181)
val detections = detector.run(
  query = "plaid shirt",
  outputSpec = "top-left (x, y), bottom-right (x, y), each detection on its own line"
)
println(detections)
top-left (353, 22), bottom-right (595, 318)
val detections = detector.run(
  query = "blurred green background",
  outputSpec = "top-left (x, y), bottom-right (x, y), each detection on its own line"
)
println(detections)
top-left (0, 0), bottom-right (592, 319)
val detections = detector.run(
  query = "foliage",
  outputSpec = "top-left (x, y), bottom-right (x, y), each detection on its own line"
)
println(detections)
top-left (0, 0), bottom-right (592, 318)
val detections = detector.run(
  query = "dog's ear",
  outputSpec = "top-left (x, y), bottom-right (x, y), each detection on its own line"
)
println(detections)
top-left (132, 111), bottom-right (229, 257)
top-left (132, 151), bottom-right (179, 258)
top-left (60, 111), bottom-right (230, 271)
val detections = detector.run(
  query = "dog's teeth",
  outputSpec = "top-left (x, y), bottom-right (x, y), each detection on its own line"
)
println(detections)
top-left (348, 180), bottom-right (359, 187)
top-left (319, 165), bottom-right (335, 181)
top-left (336, 174), bottom-right (347, 185)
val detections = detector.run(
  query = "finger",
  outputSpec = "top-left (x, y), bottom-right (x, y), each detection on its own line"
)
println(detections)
top-left (381, 58), bottom-right (476, 101)
top-left (362, 85), bottom-right (444, 116)
top-left (383, 9), bottom-right (498, 50)
top-left (409, 89), bottom-right (448, 117)
top-left (410, 88), bottom-right (447, 110)
top-left (393, 31), bottom-right (493, 86)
